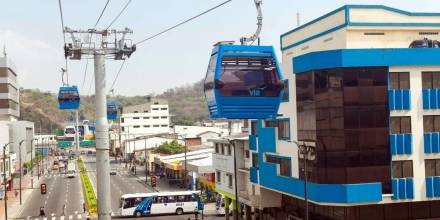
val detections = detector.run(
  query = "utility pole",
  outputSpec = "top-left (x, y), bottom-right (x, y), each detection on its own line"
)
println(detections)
top-left (30, 139), bottom-right (34, 188)
top-left (75, 110), bottom-right (80, 156)
top-left (64, 27), bottom-right (135, 220)
top-left (19, 140), bottom-right (25, 205)
top-left (3, 142), bottom-right (11, 220)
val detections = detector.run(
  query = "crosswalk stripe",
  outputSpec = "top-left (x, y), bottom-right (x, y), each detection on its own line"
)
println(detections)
top-left (74, 211), bottom-right (78, 215)
top-left (43, 218), bottom-right (47, 220)
top-left (77, 214), bottom-right (81, 219)
top-left (60, 216), bottom-right (64, 220)
top-left (68, 215), bottom-right (73, 220)
top-left (51, 217), bottom-right (56, 220)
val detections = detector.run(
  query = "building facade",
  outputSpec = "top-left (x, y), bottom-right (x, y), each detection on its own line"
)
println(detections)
top-left (0, 55), bottom-right (19, 121)
top-left (120, 98), bottom-right (170, 135)
top-left (247, 5), bottom-right (440, 220)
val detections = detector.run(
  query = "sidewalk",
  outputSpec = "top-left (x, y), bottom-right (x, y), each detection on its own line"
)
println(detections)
top-left (0, 170), bottom-right (43, 220)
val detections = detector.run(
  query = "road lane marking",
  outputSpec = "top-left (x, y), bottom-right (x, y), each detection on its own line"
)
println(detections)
top-left (77, 214), bottom-right (81, 219)
top-left (51, 213), bottom-right (55, 216)
top-left (68, 215), bottom-right (73, 220)
top-left (43, 218), bottom-right (47, 220)
top-left (60, 216), bottom-right (64, 220)
top-left (51, 217), bottom-right (56, 220)
top-left (74, 211), bottom-right (78, 214)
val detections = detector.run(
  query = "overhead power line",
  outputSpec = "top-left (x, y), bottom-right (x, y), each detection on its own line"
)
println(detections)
top-left (106, 0), bottom-right (132, 30)
top-left (135, 0), bottom-right (233, 45)
top-left (94, 0), bottom-right (111, 28)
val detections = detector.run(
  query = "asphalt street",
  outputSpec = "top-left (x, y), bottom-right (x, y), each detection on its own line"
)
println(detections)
top-left (14, 161), bottom-right (86, 220)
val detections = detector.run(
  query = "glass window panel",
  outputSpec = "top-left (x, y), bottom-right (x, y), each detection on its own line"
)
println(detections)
top-left (344, 108), bottom-right (359, 129)
top-left (434, 72), bottom-right (440, 88)
top-left (436, 160), bottom-right (440, 176)
top-left (423, 72), bottom-right (434, 89)
top-left (390, 117), bottom-right (401, 134)
top-left (393, 161), bottom-right (402, 178)
top-left (434, 116), bottom-right (440, 132)
top-left (401, 117), bottom-right (411, 133)
top-left (399, 72), bottom-right (410, 89)
top-left (426, 159), bottom-right (436, 176)
top-left (389, 73), bottom-right (399, 90)
top-left (359, 107), bottom-right (375, 128)
top-left (219, 56), bottom-right (281, 97)
top-left (424, 116), bottom-right (434, 133)
top-left (402, 161), bottom-right (413, 178)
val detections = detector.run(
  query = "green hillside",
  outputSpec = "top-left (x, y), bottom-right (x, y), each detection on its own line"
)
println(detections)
top-left (19, 80), bottom-right (208, 133)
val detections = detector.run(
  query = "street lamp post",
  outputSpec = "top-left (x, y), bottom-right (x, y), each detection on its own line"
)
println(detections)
top-left (18, 140), bottom-right (26, 205)
top-left (36, 138), bottom-right (40, 180)
top-left (289, 140), bottom-right (316, 220)
top-left (144, 137), bottom-right (148, 182)
top-left (30, 139), bottom-right (35, 188)
top-left (3, 142), bottom-right (12, 220)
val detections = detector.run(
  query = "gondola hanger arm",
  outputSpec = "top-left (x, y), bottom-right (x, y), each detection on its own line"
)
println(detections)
top-left (240, 0), bottom-right (263, 45)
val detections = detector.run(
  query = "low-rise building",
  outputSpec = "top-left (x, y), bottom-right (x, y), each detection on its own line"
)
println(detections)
top-left (0, 54), bottom-right (19, 121)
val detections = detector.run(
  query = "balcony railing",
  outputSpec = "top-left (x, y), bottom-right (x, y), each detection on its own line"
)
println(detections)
top-left (426, 176), bottom-right (440, 198)
top-left (423, 89), bottom-right (440, 109)
top-left (388, 89), bottom-right (410, 110)
top-left (392, 178), bottom-right (414, 200)
top-left (390, 133), bottom-right (412, 155)
top-left (424, 132), bottom-right (440, 153)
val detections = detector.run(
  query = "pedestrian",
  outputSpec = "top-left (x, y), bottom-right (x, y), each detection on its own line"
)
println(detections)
top-left (83, 202), bottom-right (86, 213)
top-left (39, 206), bottom-right (45, 216)
top-left (62, 204), bottom-right (66, 216)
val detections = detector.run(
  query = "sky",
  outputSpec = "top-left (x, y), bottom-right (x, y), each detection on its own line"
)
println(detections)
top-left (1, 0), bottom-right (440, 96)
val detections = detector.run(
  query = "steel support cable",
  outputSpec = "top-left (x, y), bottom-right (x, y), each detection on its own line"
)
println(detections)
top-left (105, 0), bottom-right (132, 30)
top-left (135, 0), bottom-right (233, 45)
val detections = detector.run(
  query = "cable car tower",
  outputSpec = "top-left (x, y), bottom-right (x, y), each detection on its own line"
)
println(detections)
top-left (204, 0), bottom-right (284, 119)
top-left (63, 27), bottom-right (135, 220)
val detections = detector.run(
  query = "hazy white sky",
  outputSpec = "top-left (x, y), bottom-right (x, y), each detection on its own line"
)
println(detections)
top-left (1, 0), bottom-right (440, 96)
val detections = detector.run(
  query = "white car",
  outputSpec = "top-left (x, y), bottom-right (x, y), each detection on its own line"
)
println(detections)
top-left (66, 170), bottom-right (75, 178)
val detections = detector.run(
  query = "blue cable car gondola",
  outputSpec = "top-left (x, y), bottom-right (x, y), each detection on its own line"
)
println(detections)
top-left (107, 100), bottom-right (118, 121)
top-left (58, 85), bottom-right (80, 110)
top-left (204, 43), bottom-right (284, 119)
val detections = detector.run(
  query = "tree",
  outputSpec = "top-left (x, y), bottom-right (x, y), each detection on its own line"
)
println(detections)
top-left (153, 140), bottom-right (187, 155)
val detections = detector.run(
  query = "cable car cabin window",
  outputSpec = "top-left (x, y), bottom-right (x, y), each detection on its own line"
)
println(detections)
top-left (58, 90), bottom-right (80, 101)
top-left (204, 55), bottom-right (217, 101)
top-left (219, 56), bottom-right (281, 97)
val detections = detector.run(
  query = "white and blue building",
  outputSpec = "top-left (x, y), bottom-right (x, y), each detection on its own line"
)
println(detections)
top-left (247, 5), bottom-right (440, 220)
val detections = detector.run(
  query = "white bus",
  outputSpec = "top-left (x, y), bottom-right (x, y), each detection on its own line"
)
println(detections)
top-left (119, 191), bottom-right (203, 217)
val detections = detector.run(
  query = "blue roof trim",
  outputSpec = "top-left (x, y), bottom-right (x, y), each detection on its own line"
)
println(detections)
top-left (293, 48), bottom-right (440, 73)
top-left (280, 5), bottom-right (440, 51)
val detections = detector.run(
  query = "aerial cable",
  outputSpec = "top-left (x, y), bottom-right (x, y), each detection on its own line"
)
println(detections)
top-left (82, 0), bottom-right (111, 94)
top-left (105, 0), bottom-right (132, 30)
top-left (108, 59), bottom-right (126, 93)
top-left (58, 0), bottom-right (70, 84)
top-left (135, 0), bottom-right (233, 45)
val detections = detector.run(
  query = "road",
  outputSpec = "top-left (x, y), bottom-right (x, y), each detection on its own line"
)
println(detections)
top-left (14, 160), bottom-right (87, 220)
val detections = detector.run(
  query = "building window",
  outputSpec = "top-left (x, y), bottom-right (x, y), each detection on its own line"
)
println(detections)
top-left (133, 125), bottom-right (140, 128)
top-left (215, 144), bottom-right (220, 154)
top-left (265, 119), bottom-right (290, 140)
top-left (152, 108), bottom-right (159, 111)
top-left (153, 117), bottom-right (159, 119)
top-left (424, 115), bottom-right (440, 132)
top-left (161, 108), bottom-right (168, 111)
top-left (221, 144), bottom-right (225, 155)
top-left (389, 72), bottom-right (410, 90)
top-left (227, 173), bottom-right (233, 188)
top-left (422, 72), bottom-right (440, 89)
top-left (133, 117), bottom-right (140, 119)
top-left (266, 155), bottom-right (291, 177)
top-left (390, 117), bottom-right (411, 134)
top-left (252, 153), bottom-right (259, 168)
top-left (143, 117), bottom-right (149, 119)
top-left (245, 150), bottom-right (250, 159)
top-left (216, 171), bottom-right (221, 183)
top-left (121, 118), bottom-right (125, 123)
top-left (392, 160), bottom-right (413, 178)
top-left (425, 159), bottom-right (440, 176)
top-left (122, 127), bottom-right (125, 132)
top-left (161, 116), bottom-right (167, 119)
top-left (282, 79), bottom-right (289, 102)
top-left (227, 145), bottom-right (231, 156)
top-left (153, 125), bottom-right (159, 127)
top-left (251, 120), bottom-right (258, 135)
top-left (143, 125), bottom-right (150, 128)
top-left (161, 125), bottom-right (168, 127)
top-left (134, 111), bottom-right (138, 113)
top-left (143, 110), bottom-right (149, 113)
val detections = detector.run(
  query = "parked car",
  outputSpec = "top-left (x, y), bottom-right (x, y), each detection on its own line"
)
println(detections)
top-left (409, 38), bottom-right (440, 48)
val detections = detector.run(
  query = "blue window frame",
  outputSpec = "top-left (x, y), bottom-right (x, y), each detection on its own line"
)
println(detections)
top-left (265, 154), bottom-right (291, 177)
top-left (265, 118), bottom-right (290, 140)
